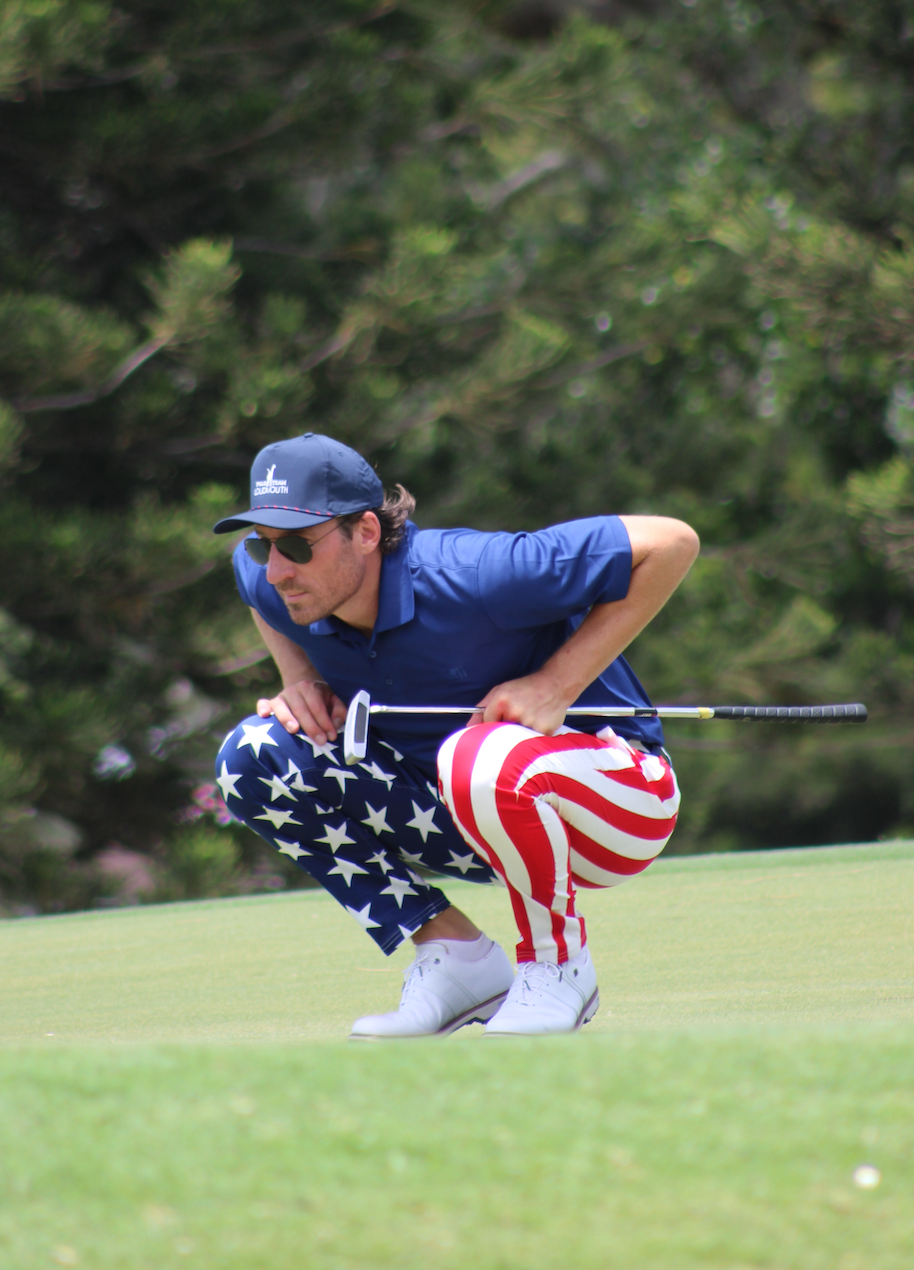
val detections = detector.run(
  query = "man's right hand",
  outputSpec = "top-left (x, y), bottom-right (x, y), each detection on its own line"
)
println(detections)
top-left (256, 679), bottom-right (348, 746)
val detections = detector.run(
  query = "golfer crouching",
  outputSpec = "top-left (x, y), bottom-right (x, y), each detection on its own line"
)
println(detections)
top-left (213, 433), bottom-right (699, 1037)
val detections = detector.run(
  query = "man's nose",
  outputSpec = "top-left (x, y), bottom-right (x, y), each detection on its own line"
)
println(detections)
top-left (265, 545), bottom-right (297, 585)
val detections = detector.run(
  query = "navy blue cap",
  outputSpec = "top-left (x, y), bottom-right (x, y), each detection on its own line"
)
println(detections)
top-left (213, 433), bottom-right (384, 533)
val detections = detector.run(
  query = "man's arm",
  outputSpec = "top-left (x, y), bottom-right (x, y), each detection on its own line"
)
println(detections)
top-left (250, 609), bottom-right (347, 745)
top-left (472, 515), bottom-right (699, 734)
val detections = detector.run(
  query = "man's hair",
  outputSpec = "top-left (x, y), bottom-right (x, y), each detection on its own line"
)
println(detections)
top-left (338, 483), bottom-right (416, 555)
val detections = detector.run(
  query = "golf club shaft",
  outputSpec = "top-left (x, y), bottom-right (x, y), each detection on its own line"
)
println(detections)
top-left (367, 703), bottom-right (868, 722)
top-left (343, 690), bottom-right (868, 765)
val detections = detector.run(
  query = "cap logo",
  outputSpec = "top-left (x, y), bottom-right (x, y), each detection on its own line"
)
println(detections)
top-left (254, 464), bottom-right (290, 498)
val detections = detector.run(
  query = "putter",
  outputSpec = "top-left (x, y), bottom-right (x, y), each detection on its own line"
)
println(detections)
top-left (342, 689), bottom-right (867, 765)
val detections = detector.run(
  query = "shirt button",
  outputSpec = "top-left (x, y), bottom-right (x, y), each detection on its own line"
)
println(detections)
top-left (386, 678), bottom-right (393, 685)
top-left (369, 650), bottom-right (377, 659)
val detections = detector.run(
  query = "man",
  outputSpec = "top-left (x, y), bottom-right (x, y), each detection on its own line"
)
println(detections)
top-left (214, 432), bottom-right (698, 1037)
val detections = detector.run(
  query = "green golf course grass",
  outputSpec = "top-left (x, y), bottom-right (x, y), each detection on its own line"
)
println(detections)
top-left (2, 840), bottom-right (912, 1268)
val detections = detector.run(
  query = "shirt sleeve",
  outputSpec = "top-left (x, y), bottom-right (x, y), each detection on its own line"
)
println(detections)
top-left (475, 516), bottom-right (632, 631)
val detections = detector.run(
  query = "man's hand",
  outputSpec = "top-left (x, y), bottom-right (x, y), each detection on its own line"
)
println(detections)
top-left (467, 516), bottom-right (699, 738)
top-left (256, 679), bottom-right (347, 745)
top-left (468, 672), bottom-right (569, 736)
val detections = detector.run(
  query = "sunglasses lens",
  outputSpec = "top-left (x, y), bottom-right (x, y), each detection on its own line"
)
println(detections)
top-left (244, 537), bottom-right (270, 565)
top-left (276, 537), bottom-right (313, 564)
top-left (244, 536), bottom-right (314, 565)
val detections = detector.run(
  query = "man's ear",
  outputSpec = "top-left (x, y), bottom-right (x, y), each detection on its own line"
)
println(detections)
top-left (356, 511), bottom-right (382, 553)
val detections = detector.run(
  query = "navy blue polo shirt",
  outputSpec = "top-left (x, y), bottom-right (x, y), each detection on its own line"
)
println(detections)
top-left (233, 517), bottom-right (664, 782)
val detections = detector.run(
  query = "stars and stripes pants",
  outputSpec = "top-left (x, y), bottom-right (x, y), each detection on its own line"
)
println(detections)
top-left (217, 715), bottom-right (679, 963)
top-left (217, 715), bottom-right (499, 955)
top-left (437, 723), bottom-right (680, 965)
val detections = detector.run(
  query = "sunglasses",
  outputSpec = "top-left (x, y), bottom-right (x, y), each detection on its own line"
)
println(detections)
top-left (244, 521), bottom-right (342, 566)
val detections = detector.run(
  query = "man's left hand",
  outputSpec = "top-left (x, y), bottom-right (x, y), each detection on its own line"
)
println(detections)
top-left (467, 673), bottom-right (568, 735)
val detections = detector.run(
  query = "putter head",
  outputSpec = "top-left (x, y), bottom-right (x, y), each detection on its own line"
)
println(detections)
top-left (344, 689), bottom-right (371, 766)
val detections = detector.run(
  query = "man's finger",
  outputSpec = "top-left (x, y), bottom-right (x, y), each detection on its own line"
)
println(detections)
top-left (270, 694), bottom-right (302, 734)
top-left (296, 685), bottom-right (337, 742)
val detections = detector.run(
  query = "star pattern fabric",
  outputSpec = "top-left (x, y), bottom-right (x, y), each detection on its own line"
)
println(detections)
top-left (327, 857), bottom-right (369, 887)
top-left (361, 802), bottom-right (393, 836)
top-left (447, 849), bottom-right (485, 874)
top-left (216, 761), bottom-right (243, 802)
top-left (297, 734), bottom-right (339, 762)
top-left (259, 772), bottom-right (296, 802)
top-left (235, 721), bottom-right (280, 759)
top-left (357, 760), bottom-right (397, 790)
top-left (314, 821), bottom-right (356, 853)
top-left (405, 801), bottom-right (442, 843)
top-left (274, 837), bottom-right (310, 861)
top-left (254, 806), bottom-right (302, 830)
top-left (366, 849), bottom-right (395, 875)
top-left (347, 903), bottom-right (382, 931)
top-left (381, 876), bottom-right (418, 908)
top-left (219, 712), bottom-right (498, 955)
top-left (323, 767), bottom-right (360, 795)
top-left (283, 759), bottom-right (316, 794)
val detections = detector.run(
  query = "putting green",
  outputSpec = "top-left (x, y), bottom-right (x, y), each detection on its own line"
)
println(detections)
top-left (1, 842), bottom-right (912, 1269)
top-left (3, 839), bottom-right (912, 1042)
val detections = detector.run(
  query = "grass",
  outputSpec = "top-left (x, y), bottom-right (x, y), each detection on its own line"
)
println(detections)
top-left (1, 840), bottom-right (912, 1268)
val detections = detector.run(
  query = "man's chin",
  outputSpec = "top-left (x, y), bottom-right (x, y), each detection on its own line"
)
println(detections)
top-left (280, 595), bottom-right (329, 626)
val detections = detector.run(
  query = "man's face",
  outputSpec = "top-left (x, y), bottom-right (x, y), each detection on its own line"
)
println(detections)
top-left (253, 518), bottom-right (367, 626)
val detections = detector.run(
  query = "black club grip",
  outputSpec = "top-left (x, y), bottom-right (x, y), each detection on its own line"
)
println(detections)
top-left (713, 704), bottom-right (868, 723)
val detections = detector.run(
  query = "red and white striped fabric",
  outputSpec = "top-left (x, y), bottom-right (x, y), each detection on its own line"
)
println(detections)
top-left (437, 722), bottom-right (680, 966)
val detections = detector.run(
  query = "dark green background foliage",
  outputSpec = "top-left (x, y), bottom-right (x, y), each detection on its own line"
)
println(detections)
top-left (2, 0), bottom-right (913, 911)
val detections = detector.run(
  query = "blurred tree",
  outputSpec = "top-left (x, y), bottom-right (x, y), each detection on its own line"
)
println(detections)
top-left (1, 0), bottom-right (912, 911)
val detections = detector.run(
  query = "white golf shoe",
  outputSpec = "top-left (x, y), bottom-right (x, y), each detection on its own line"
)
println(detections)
top-left (349, 938), bottom-right (515, 1039)
top-left (485, 946), bottom-right (599, 1036)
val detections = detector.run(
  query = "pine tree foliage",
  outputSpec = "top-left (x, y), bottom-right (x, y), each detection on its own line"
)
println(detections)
top-left (2, 0), bottom-right (913, 911)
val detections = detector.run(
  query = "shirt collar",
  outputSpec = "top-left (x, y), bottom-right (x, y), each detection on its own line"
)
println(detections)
top-left (307, 523), bottom-right (415, 638)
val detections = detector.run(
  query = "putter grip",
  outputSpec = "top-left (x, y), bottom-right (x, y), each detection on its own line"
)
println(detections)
top-left (713, 704), bottom-right (868, 722)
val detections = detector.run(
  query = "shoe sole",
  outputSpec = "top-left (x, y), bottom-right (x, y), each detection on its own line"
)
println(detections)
top-left (485, 988), bottom-right (600, 1037)
top-left (349, 988), bottom-right (510, 1041)
top-left (577, 987), bottom-right (600, 1030)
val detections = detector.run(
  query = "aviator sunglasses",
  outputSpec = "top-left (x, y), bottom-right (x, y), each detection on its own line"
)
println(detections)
top-left (244, 520), bottom-right (343, 566)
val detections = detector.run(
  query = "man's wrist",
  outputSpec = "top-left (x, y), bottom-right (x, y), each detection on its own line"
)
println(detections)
top-left (532, 667), bottom-right (582, 710)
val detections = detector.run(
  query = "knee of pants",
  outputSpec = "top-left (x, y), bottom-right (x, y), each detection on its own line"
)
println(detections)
top-left (216, 715), bottom-right (336, 831)
top-left (436, 721), bottom-right (534, 817)
top-left (436, 726), bottom-right (472, 816)
top-left (215, 715), bottom-right (267, 783)
top-left (214, 714), bottom-right (322, 793)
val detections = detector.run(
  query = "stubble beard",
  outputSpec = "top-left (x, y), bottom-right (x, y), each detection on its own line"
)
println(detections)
top-left (276, 552), bottom-right (364, 626)
top-left (280, 593), bottom-right (339, 626)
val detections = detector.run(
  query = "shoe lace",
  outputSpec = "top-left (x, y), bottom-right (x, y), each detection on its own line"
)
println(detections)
top-left (514, 960), bottom-right (561, 1003)
top-left (400, 947), bottom-right (439, 1002)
